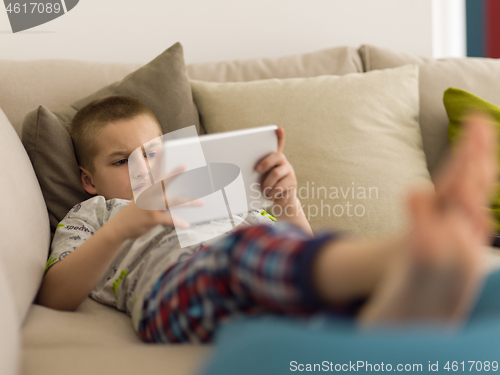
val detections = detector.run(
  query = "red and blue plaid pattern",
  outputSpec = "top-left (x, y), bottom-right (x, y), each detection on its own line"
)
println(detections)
top-left (138, 224), bottom-right (335, 343)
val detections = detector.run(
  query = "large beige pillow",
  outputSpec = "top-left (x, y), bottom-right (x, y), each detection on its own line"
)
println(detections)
top-left (0, 108), bottom-right (49, 323)
top-left (190, 65), bottom-right (432, 237)
top-left (359, 44), bottom-right (500, 176)
top-left (186, 46), bottom-right (362, 82)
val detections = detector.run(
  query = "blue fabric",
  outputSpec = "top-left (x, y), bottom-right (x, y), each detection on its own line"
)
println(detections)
top-left (201, 269), bottom-right (500, 375)
top-left (466, 0), bottom-right (486, 57)
top-left (295, 233), bottom-right (337, 309)
top-left (468, 268), bottom-right (500, 323)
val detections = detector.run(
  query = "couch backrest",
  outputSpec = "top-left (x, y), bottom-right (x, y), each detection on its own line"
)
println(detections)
top-left (0, 60), bottom-right (142, 136)
top-left (0, 46), bottom-right (362, 137)
top-left (186, 46), bottom-right (362, 82)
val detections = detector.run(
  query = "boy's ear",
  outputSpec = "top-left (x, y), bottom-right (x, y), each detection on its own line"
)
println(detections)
top-left (80, 167), bottom-right (97, 195)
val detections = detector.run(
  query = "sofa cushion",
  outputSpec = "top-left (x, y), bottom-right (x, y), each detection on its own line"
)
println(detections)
top-left (23, 298), bottom-right (141, 347)
top-left (359, 44), bottom-right (500, 177)
top-left (23, 346), bottom-right (211, 375)
top-left (190, 65), bottom-right (432, 237)
top-left (0, 108), bottom-right (49, 323)
top-left (186, 46), bottom-right (362, 82)
top-left (0, 258), bottom-right (20, 375)
top-left (21, 42), bottom-right (201, 234)
top-left (22, 297), bottom-right (211, 374)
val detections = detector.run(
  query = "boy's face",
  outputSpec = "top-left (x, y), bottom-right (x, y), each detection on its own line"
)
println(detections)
top-left (80, 115), bottom-right (162, 200)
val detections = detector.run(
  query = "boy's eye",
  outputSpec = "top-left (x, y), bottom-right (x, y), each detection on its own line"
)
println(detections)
top-left (145, 151), bottom-right (157, 159)
top-left (113, 158), bottom-right (128, 166)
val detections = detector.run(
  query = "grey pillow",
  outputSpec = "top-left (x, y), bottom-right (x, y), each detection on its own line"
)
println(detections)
top-left (22, 42), bottom-right (201, 234)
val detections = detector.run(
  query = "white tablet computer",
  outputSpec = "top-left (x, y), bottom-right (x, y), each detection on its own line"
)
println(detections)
top-left (133, 125), bottom-right (278, 225)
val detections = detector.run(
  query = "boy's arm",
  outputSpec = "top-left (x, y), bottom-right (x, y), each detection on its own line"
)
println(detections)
top-left (38, 223), bottom-right (127, 311)
top-left (271, 195), bottom-right (312, 236)
top-left (37, 202), bottom-right (181, 311)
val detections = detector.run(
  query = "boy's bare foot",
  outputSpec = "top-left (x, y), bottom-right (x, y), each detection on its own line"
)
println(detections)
top-left (357, 113), bottom-right (498, 327)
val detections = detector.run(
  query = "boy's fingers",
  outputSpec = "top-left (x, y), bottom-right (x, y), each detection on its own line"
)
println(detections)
top-left (165, 197), bottom-right (205, 209)
top-left (161, 164), bottom-right (187, 183)
top-left (429, 113), bottom-right (498, 245)
top-left (276, 127), bottom-right (286, 153)
top-left (169, 215), bottom-right (190, 229)
top-left (156, 210), bottom-right (190, 229)
top-left (435, 123), bottom-right (475, 197)
top-left (169, 164), bottom-right (187, 176)
top-left (473, 113), bottom-right (499, 192)
top-left (182, 198), bottom-right (205, 207)
top-left (261, 164), bottom-right (290, 192)
top-left (460, 117), bottom-right (498, 199)
top-left (272, 175), bottom-right (296, 200)
top-left (256, 152), bottom-right (286, 174)
top-left (407, 190), bottom-right (437, 262)
top-left (436, 112), bottom-right (497, 203)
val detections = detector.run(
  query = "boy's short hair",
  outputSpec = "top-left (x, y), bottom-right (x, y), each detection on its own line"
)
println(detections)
top-left (70, 95), bottom-right (161, 172)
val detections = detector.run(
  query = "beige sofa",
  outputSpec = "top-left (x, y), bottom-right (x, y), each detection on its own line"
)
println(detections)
top-left (2, 44), bottom-right (500, 375)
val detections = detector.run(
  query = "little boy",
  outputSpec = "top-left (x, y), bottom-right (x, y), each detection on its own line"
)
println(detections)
top-left (38, 95), bottom-right (498, 343)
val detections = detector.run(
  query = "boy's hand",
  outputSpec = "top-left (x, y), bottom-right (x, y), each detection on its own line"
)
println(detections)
top-left (106, 201), bottom-right (190, 243)
top-left (256, 127), bottom-right (312, 235)
top-left (116, 165), bottom-right (205, 242)
top-left (256, 127), bottom-right (297, 204)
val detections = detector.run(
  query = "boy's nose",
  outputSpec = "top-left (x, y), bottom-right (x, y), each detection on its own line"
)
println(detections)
top-left (130, 157), bottom-right (149, 180)
top-left (135, 169), bottom-right (146, 179)
top-left (136, 162), bottom-right (149, 178)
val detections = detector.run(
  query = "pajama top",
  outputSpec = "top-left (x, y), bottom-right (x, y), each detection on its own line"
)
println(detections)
top-left (47, 195), bottom-right (274, 330)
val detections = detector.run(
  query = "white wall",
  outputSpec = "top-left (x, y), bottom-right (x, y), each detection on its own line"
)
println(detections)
top-left (0, 0), bottom-right (455, 64)
top-left (432, 0), bottom-right (466, 58)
